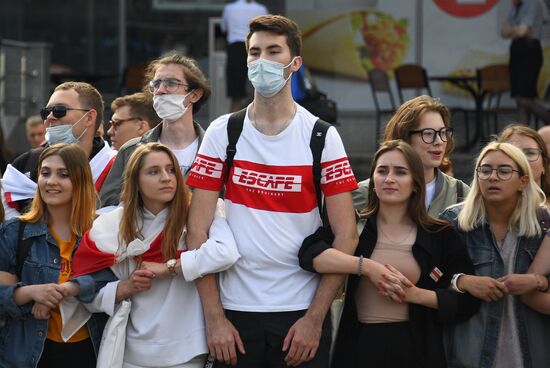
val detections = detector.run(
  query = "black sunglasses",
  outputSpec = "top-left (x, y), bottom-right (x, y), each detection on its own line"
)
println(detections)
top-left (40, 105), bottom-right (90, 120)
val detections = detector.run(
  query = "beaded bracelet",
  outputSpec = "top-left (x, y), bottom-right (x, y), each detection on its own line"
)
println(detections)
top-left (357, 255), bottom-right (363, 277)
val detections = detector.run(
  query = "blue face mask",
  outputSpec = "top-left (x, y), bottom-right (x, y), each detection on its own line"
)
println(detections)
top-left (45, 111), bottom-right (89, 145)
top-left (247, 57), bottom-right (296, 98)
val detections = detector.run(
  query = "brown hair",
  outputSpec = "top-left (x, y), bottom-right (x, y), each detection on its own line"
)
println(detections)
top-left (119, 143), bottom-right (189, 261)
top-left (111, 92), bottom-right (161, 129)
top-left (143, 54), bottom-right (211, 114)
top-left (246, 15), bottom-right (302, 57)
top-left (383, 95), bottom-right (454, 154)
top-left (362, 140), bottom-right (448, 231)
top-left (497, 123), bottom-right (550, 198)
top-left (54, 82), bottom-right (104, 132)
top-left (20, 143), bottom-right (96, 235)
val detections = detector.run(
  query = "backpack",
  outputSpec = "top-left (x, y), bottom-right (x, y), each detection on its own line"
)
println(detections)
top-left (224, 108), bottom-right (331, 222)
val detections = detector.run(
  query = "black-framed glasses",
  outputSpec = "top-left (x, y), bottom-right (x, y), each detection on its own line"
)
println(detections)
top-left (522, 148), bottom-right (542, 162)
top-left (40, 105), bottom-right (90, 120)
top-left (410, 127), bottom-right (454, 144)
top-left (109, 117), bottom-right (140, 130)
top-left (148, 78), bottom-right (188, 93)
top-left (477, 165), bottom-right (520, 181)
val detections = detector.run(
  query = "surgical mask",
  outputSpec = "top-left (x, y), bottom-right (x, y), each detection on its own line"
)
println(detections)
top-left (45, 111), bottom-right (89, 145)
top-left (247, 57), bottom-right (296, 98)
top-left (153, 92), bottom-right (193, 123)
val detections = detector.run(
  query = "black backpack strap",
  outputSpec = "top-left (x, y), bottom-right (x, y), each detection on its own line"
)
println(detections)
top-left (456, 181), bottom-right (465, 203)
top-left (536, 207), bottom-right (550, 233)
top-left (310, 119), bottom-right (331, 226)
top-left (225, 108), bottom-right (247, 184)
top-left (16, 221), bottom-right (33, 279)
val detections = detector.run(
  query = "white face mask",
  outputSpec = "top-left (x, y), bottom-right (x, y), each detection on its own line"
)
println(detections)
top-left (153, 92), bottom-right (193, 123)
top-left (45, 111), bottom-right (89, 145)
top-left (247, 57), bottom-right (295, 98)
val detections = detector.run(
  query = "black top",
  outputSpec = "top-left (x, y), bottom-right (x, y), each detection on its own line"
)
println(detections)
top-left (298, 214), bottom-right (481, 368)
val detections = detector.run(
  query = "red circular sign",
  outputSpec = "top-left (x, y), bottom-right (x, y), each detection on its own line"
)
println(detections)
top-left (434, 0), bottom-right (498, 18)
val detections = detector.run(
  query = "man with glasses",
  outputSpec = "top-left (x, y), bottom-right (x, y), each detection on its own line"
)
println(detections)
top-left (99, 54), bottom-right (211, 207)
top-left (1, 81), bottom-right (115, 218)
top-left (107, 92), bottom-right (160, 151)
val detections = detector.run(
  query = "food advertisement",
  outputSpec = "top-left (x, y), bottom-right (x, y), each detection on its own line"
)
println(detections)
top-left (293, 10), bottom-right (410, 79)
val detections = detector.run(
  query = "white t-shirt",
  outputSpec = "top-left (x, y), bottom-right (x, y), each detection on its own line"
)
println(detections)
top-left (425, 178), bottom-right (436, 209)
top-left (162, 137), bottom-right (199, 175)
top-left (187, 104), bottom-right (357, 312)
top-left (221, 0), bottom-right (268, 44)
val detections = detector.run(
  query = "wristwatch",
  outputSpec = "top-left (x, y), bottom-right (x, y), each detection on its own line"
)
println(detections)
top-left (450, 273), bottom-right (465, 293)
top-left (166, 259), bottom-right (178, 276)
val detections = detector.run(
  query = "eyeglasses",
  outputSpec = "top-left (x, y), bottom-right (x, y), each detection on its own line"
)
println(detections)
top-left (40, 105), bottom-right (90, 120)
top-left (109, 117), bottom-right (140, 130)
top-left (148, 78), bottom-right (188, 93)
top-left (477, 165), bottom-right (521, 181)
top-left (522, 148), bottom-right (542, 162)
top-left (410, 127), bottom-right (454, 144)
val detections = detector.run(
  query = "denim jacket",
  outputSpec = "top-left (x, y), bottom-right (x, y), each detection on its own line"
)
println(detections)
top-left (0, 218), bottom-right (106, 368)
top-left (441, 205), bottom-right (550, 368)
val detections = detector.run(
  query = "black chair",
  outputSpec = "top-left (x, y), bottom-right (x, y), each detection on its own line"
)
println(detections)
top-left (368, 68), bottom-right (396, 142)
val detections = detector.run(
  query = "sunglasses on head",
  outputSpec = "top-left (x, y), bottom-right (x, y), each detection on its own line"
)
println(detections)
top-left (40, 105), bottom-right (90, 120)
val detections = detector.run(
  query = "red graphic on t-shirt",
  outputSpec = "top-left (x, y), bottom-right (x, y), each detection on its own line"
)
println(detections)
top-left (226, 161), bottom-right (317, 213)
top-left (434, 0), bottom-right (498, 18)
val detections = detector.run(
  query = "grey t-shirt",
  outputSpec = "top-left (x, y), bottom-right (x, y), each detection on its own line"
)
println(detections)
top-left (493, 230), bottom-right (523, 368)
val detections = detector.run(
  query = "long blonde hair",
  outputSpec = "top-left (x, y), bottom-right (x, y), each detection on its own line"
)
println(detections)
top-left (458, 142), bottom-right (545, 237)
top-left (119, 143), bottom-right (189, 260)
top-left (20, 144), bottom-right (96, 236)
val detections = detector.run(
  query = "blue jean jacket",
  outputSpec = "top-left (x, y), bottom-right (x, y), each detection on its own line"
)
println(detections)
top-left (0, 218), bottom-right (106, 368)
top-left (441, 206), bottom-right (550, 368)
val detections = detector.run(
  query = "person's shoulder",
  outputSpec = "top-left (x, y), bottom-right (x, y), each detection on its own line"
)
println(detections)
top-left (207, 112), bottom-right (237, 134)
top-left (440, 203), bottom-right (463, 222)
top-left (0, 217), bottom-right (21, 233)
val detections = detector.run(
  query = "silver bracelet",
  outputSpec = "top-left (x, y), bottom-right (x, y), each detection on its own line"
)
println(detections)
top-left (450, 273), bottom-right (465, 293)
top-left (357, 255), bottom-right (363, 277)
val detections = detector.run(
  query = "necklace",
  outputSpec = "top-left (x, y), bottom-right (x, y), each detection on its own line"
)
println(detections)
top-left (378, 222), bottom-right (415, 244)
top-left (252, 103), bottom-right (297, 135)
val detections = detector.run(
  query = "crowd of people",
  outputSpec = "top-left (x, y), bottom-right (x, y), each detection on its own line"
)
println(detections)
top-left (0, 11), bottom-right (549, 368)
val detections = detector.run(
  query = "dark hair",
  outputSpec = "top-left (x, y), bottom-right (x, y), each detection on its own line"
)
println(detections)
top-left (383, 95), bottom-right (454, 155)
top-left (143, 54), bottom-right (211, 114)
top-left (111, 92), bottom-right (161, 129)
top-left (246, 15), bottom-right (302, 57)
top-left (498, 123), bottom-right (550, 198)
top-left (54, 82), bottom-right (104, 132)
top-left (362, 139), bottom-right (448, 231)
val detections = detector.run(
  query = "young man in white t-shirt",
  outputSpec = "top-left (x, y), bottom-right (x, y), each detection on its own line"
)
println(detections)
top-left (186, 15), bottom-right (358, 368)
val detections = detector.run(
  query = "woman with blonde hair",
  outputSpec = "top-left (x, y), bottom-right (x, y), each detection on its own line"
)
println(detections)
top-left (0, 143), bottom-right (103, 367)
top-left (62, 142), bottom-right (240, 368)
top-left (300, 140), bottom-right (479, 367)
top-left (353, 95), bottom-right (468, 217)
top-left (441, 142), bottom-right (550, 368)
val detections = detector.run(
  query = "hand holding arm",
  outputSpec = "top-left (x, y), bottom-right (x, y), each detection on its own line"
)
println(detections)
top-left (31, 302), bottom-right (52, 320)
top-left (457, 274), bottom-right (508, 302)
top-left (499, 273), bottom-right (540, 295)
top-left (115, 269), bottom-right (155, 303)
top-left (13, 283), bottom-right (65, 308)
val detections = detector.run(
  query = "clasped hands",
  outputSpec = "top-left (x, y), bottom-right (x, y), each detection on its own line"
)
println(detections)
top-left (366, 262), bottom-right (416, 304)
